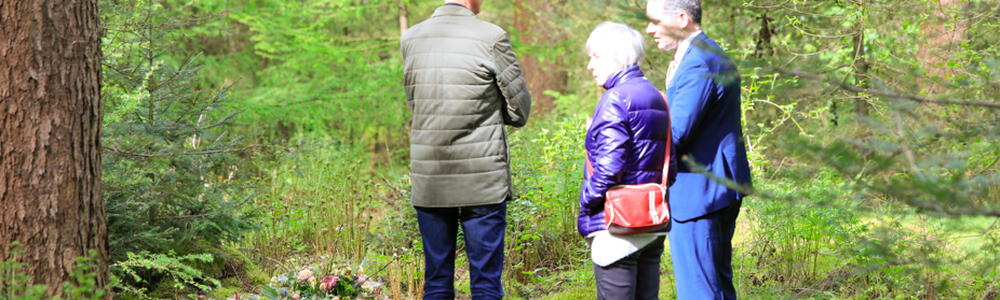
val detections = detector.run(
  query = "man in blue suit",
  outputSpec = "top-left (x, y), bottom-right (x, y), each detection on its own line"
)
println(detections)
top-left (645, 0), bottom-right (753, 299)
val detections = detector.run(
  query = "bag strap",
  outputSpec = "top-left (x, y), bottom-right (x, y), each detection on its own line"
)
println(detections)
top-left (585, 91), bottom-right (672, 187)
top-left (658, 91), bottom-right (672, 187)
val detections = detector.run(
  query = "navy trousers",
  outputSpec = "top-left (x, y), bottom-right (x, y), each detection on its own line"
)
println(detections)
top-left (668, 201), bottom-right (741, 300)
top-left (415, 201), bottom-right (506, 300)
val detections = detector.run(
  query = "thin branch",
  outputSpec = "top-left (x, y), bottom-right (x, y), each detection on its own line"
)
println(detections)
top-left (894, 114), bottom-right (926, 181)
top-left (975, 154), bottom-right (1000, 177)
top-left (773, 67), bottom-right (1000, 109)
top-left (155, 213), bottom-right (212, 221)
top-left (104, 144), bottom-right (290, 158)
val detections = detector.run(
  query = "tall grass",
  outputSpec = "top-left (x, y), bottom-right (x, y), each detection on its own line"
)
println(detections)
top-left (242, 143), bottom-right (377, 272)
top-left (505, 117), bottom-right (590, 289)
top-left (237, 140), bottom-right (429, 298)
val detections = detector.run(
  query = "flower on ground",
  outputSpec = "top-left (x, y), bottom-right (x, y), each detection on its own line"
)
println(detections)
top-left (308, 276), bottom-right (318, 288)
top-left (320, 276), bottom-right (339, 291)
top-left (362, 280), bottom-right (382, 294)
top-left (356, 274), bottom-right (367, 284)
top-left (297, 268), bottom-right (314, 282)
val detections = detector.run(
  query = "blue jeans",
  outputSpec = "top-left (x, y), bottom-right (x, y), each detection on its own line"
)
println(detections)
top-left (415, 201), bottom-right (506, 300)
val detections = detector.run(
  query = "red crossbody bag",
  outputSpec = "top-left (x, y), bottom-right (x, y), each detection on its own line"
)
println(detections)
top-left (586, 91), bottom-right (672, 235)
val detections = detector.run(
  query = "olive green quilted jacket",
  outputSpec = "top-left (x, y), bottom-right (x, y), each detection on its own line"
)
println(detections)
top-left (400, 4), bottom-right (532, 207)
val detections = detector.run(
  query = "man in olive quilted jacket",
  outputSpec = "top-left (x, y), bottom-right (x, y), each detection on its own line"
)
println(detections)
top-left (400, 0), bottom-right (531, 299)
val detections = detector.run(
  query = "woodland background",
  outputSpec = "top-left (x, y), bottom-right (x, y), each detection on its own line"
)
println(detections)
top-left (3, 0), bottom-right (1000, 299)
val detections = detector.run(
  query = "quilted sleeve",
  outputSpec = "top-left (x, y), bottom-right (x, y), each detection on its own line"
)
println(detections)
top-left (492, 32), bottom-right (532, 127)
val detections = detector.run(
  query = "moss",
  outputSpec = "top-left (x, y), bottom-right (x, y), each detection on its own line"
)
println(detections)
top-left (247, 265), bottom-right (271, 286)
top-left (207, 286), bottom-right (241, 300)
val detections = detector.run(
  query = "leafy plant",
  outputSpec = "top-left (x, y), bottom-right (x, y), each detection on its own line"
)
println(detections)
top-left (1, 243), bottom-right (108, 300)
top-left (111, 251), bottom-right (220, 298)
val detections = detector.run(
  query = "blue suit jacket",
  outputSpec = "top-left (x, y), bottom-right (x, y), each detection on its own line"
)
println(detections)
top-left (666, 33), bottom-right (752, 222)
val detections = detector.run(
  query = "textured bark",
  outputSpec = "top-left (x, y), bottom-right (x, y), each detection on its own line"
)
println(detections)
top-left (514, 0), bottom-right (565, 114)
top-left (0, 0), bottom-right (108, 295)
top-left (753, 11), bottom-right (774, 59)
top-left (398, 0), bottom-right (408, 34)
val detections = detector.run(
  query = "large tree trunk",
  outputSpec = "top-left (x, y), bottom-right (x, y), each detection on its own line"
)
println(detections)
top-left (514, 0), bottom-right (566, 114)
top-left (0, 0), bottom-right (108, 296)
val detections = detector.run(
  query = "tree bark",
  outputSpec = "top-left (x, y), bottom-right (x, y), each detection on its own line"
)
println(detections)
top-left (398, 0), bottom-right (408, 34)
top-left (0, 0), bottom-right (108, 296)
top-left (514, 0), bottom-right (565, 114)
top-left (753, 11), bottom-right (774, 59)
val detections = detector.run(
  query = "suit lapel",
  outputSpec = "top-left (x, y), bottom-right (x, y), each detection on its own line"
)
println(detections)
top-left (667, 32), bottom-right (709, 90)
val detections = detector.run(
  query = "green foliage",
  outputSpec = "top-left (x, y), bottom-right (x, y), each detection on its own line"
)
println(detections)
top-left (101, 0), bottom-right (258, 263)
top-left (196, 0), bottom-right (412, 156)
top-left (98, 0), bottom-right (263, 296)
top-left (1, 244), bottom-right (107, 300)
top-left (506, 118), bottom-right (589, 290)
top-left (703, 1), bottom-right (1000, 296)
top-left (111, 251), bottom-right (220, 298)
top-left (1, 244), bottom-right (49, 300)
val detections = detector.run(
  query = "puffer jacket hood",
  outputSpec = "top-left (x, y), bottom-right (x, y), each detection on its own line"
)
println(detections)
top-left (578, 65), bottom-right (676, 237)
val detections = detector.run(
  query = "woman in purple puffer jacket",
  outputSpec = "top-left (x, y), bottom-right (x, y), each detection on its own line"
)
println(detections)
top-left (579, 22), bottom-right (676, 300)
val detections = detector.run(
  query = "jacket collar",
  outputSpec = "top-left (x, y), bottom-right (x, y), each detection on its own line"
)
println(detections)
top-left (432, 4), bottom-right (476, 18)
top-left (674, 31), bottom-right (709, 64)
top-left (603, 65), bottom-right (645, 90)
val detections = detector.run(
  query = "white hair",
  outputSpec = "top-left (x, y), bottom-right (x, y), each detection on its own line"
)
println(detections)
top-left (585, 22), bottom-right (646, 69)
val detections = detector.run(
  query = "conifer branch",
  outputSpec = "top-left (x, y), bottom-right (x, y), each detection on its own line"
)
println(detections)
top-left (773, 67), bottom-right (1000, 109)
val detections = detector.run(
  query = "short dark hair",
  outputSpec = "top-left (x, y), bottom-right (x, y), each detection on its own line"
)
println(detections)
top-left (663, 0), bottom-right (702, 24)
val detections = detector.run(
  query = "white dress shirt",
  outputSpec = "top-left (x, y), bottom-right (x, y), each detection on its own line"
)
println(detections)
top-left (665, 30), bottom-right (703, 89)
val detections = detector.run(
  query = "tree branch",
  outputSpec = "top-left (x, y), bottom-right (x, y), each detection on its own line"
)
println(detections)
top-left (772, 67), bottom-right (1000, 109)
top-left (104, 144), bottom-right (289, 158)
top-left (155, 213), bottom-right (213, 221)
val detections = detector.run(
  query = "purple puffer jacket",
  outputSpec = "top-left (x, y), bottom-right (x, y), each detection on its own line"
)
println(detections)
top-left (578, 65), bottom-right (676, 237)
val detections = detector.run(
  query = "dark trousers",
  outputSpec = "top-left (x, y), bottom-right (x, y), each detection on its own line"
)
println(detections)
top-left (415, 201), bottom-right (506, 300)
top-left (594, 236), bottom-right (666, 300)
top-left (669, 201), bottom-right (741, 300)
